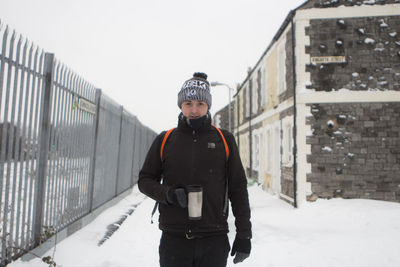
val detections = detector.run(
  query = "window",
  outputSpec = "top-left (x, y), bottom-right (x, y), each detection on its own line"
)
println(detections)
top-left (278, 38), bottom-right (286, 94)
top-left (286, 125), bottom-right (292, 162)
top-left (233, 98), bottom-right (238, 129)
top-left (244, 86), bottom-right (249, 118)
top-left (265, 129), bottom-right (271, 172)
top-left (239, 133), bottom-right (249, 169)
top-left (239, 89), bottom-right (244, 124)
top-left (248, 79), bottom-right (257, 115)
top-left (283, 123), bottom-right (293, 165)
top-left (256, 69), bottom-right (261, 112)
top-left (259, 66), bottom-right (267, 108)
top-left (253, 133), bottom-right (260, 169)
top-left (252, 77), bottom-right (258, 115)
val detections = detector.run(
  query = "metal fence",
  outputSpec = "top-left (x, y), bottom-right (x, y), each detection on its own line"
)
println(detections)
top-left (0, 22), bottom-right (156, 265)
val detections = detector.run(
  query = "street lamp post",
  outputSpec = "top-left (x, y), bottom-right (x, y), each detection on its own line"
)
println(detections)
top-left (210, 82), bottom-right (233, 132)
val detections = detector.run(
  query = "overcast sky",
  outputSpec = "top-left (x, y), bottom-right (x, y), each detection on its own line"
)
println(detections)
top-left (1, 0), bottom-right (306, 133)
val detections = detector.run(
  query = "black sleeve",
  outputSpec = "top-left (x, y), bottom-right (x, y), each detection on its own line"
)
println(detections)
top-left (224, 131), bottom-right (252, 239)
top-left (138, 132), bottom-right (170, 204)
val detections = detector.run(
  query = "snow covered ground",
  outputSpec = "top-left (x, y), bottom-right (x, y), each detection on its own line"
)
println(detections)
top-left (10, 184), bottom-right (400, 267)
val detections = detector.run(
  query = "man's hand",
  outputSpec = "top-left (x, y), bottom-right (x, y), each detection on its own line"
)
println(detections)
top-left (231, 235), bottom-right (251, 264)
top-left (166, 186), bottom-right (187, 208)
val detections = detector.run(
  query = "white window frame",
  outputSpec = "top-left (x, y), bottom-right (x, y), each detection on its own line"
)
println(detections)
top-left (252, 77), bottom-right (258, 115)
top-left (253, 132), bottom-right (260, 169)
top-left (265, 128), bottom-right (271, 173)
top-left (239, 133), bottom-right (249, 169)
top-left (243, 85), bottom-right (250, 118)
top-left (277, 36), bottom-right (287, 94)
top-left (239, 90), bottom-right (243, 124)
top-left (260, 65), bottom-right (268, 108)
top-left (282, 118), bottom-right (293, 166)
top-left (233, 98), bottom-right (238, 129)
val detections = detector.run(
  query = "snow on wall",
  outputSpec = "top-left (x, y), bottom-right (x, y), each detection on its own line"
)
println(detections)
top-left (299, 0), bottom-right (400, 9)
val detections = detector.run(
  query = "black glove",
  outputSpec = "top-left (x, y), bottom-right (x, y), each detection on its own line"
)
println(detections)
top-left (166, 185), bottom-right (187, 208)
top-left (231, 236), bottom-right (251, 264)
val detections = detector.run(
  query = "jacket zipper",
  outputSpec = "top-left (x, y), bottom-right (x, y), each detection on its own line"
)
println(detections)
top-left (190, 130), bottom-right (197, 181)
top-left (188, 130), bottom-right (197, 234)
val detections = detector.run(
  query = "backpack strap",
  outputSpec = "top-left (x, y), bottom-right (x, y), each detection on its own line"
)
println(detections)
top-left (160, 128), bottom-right (176, 161)
top-left (212, 125), bottom-right (229, 160)
top-left (211, 125), bottom-right (230, 217)
top-left (150, 202), bottom-right (158, 224)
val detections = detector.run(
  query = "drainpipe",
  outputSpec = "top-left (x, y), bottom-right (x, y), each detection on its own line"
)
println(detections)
top-left (291, 13), bottom-right (298, 208)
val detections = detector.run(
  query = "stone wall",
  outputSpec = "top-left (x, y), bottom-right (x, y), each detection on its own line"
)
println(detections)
top-left (305, 15), bottom-right (400, 92)
top-left (306, 102), bottom-right (400, 201)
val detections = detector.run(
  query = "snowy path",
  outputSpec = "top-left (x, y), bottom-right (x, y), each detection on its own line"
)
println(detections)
top-left (10, 185), bottom-right (400, 267)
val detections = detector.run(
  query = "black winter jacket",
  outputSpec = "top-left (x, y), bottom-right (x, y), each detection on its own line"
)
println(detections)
top-left (138, 116), bottom-right (252, 239)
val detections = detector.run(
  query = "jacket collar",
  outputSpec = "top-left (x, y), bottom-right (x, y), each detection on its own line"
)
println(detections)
top-left (177, 112), bottom-right (212, 133)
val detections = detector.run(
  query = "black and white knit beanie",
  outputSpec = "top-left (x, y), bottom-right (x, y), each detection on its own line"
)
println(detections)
top-left (177, 72), bottom-right (212, 109)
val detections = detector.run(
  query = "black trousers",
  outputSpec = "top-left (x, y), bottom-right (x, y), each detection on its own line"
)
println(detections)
top-left (159, 232), bottom-right (231, 267)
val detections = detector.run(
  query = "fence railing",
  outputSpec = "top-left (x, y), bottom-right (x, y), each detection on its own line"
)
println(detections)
top-left (0, 21), bottom-right (156, 265)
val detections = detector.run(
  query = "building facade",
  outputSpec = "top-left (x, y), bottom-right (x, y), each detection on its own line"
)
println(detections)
top-left (214, 0), bottom-right (400, 206)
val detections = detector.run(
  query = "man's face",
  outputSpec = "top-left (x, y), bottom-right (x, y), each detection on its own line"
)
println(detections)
top-left (181, 100), bottom-right (208, 119)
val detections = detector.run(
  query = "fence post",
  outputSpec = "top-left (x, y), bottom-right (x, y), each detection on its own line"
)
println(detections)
top-left (33, 52), bottom-right (54, 246)
top-left (115, 105), bottom-right (124, 196)
top-left (88, 89), bottom-right (101, 212)
top-left (129, 117), bottom-right (137, 187)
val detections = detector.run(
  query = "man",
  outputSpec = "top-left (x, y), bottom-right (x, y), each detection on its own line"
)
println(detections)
top-left (138, 72), bottom-right (252, 267)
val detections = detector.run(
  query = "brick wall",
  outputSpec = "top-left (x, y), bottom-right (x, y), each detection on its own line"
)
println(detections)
top-left (306, 102), bottom-right (400, 201)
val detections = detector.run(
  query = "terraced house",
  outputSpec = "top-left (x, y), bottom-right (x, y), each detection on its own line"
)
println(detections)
top-left (214, 0), bottom-right (400, 206)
